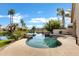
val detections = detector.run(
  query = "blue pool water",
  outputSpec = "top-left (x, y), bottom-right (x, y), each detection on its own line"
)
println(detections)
top-left (0, 36), bottom-right (8, 40)
top-left (26, 34), bottom-right (61, 48)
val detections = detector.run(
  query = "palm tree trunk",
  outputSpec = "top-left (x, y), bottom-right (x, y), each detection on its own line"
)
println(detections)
top-left (10, 15), bottom-right (13, 25)
top-left (10, 15), bottom-right (12, 25)
top-left (62, 15), bottom-right (65, 28)
top-left (11, 15), bottom-right (13, 24)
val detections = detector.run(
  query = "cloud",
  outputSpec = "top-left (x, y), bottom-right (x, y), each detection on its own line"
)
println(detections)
top-left (13, 13), bottom-right (29, 23)
top-left (30, 18), bottom-right (48, 23)
top-left (28, 17), bottom-right (62, 29)
top-left (27, 24), bottom-right (43, 29)
top-left (65, 17), bottom-right (71, 20)
top-left (35, 24), bottom-right (43, 28)
top-left (0, 15), bottom-right (9, 18)
top-left (0, 15), bottom-right (4, 18)
top-left (0, 13), bottom-right (29, 23)
top-left (13, 13), bottom-right (23, 23)
top-left (37, 11), bottom-right (43, 14)
top-left (0, 13), bottom-right (22, 23)
top-left (28, 17), bottom-right (71, 28)
top-left (49, 17), bottom-right (62, 20)
top-left (27, 25), bottom-right (33, 28)
top-left (65, 17), bottom-right (71, 27)
top-left (29, 17), bottom-right (62, 23)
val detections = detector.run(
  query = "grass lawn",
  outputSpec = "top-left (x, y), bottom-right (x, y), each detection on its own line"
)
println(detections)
top-left (0, 40), bottom-right (11, 47)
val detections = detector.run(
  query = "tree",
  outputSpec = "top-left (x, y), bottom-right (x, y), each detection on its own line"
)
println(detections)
top-left (65, 9), bottom-right (71, 17)
top-left (44, 20), bottom-right (60, 33)
top-left (13, 23), bottom-right (18, 29)
top-left (31, 26), bottom-right (36, 33)
top-left (8, 9), bottom-right (16, 33)
top-left (20, 19), bottom-right (26, 28)
top-left (8, 24), bottom-right (17, 33)
top-left (0, 25), bottom-right (2, 30)
top-left (8, 9), bottom-right (15, 24)
top-left (57, 8), bottom-right (65, 28)
top-left (57, 8), bottom-right (71, 28)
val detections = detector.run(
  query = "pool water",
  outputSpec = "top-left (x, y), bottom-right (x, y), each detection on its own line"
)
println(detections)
top-left (0, 36), bottom-right (8, 40)
top-left (26, 34), bottom-right (61, 48)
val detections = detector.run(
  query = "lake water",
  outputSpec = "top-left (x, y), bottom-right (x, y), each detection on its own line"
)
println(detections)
top-left (26, 34), bottom-right (61, 48)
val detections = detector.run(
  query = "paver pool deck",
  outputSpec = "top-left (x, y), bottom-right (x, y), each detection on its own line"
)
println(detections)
top-left (0, 35), bottom-right (79, 56)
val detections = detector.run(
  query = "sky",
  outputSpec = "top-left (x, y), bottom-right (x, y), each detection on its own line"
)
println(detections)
top-left (0, 3), bottom-right (72, 29)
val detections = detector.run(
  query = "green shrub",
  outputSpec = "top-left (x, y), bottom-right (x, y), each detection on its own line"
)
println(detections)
top-left (12, 30), bottom-right (26, 40)
top-left (7, 34), bottom-right (18, 40)
top-left (59, 31), bottom-right (62, 34)
top-left (0, 31), bottom-right (8, 36)
top-left (0, 40), bottom-right (11, 47)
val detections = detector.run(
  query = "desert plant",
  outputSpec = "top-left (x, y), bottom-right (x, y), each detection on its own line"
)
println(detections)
top-left (31, 26), bottom-right (36, 33)
top-left (44, 20), bottom-right (60, 33)
top-left (59, 31), bottom-right (62, 34)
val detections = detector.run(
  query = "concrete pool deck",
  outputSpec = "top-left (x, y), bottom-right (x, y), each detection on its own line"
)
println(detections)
top-left (0, 35), bottom-right (79, 56)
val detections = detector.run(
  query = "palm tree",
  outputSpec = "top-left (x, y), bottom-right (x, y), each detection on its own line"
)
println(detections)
top-left (8, 9), bottom-right (15, 24)
top-left (20, 19), bottom-right (26, 28)
top-left (57, 8), bottom-right (65, 28)
top-left (57, 8), bottom-right (71, 28)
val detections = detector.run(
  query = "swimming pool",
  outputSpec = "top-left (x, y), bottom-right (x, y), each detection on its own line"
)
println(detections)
top-left (26, 34), bottom-right (61, 48)
top-left (0, 36), bottom-right (8, 40)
